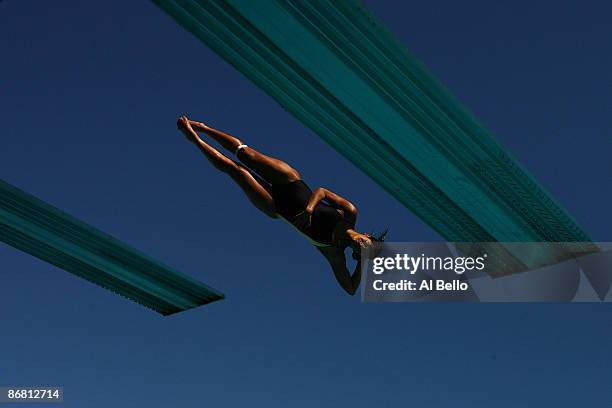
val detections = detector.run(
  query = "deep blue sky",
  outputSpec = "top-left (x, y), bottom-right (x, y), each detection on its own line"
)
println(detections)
top-left (1, 1), bottom-right (611, 407)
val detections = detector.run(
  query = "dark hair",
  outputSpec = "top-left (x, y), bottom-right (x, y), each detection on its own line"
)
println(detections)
top-left (370, 228), bottom-right (389, 243)
top-left (352, 228), bottom-right (389, 260)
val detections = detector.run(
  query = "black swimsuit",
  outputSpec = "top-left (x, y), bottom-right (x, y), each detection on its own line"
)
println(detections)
top-left (271, 180), bottom-right (344, 246)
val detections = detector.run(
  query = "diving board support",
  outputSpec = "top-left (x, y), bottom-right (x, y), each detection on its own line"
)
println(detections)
top-left (0, 179), bottom-right (224, 315)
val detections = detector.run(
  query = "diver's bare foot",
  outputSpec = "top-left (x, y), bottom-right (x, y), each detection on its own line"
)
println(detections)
top-left (177, 115), bottom-right (199, 144)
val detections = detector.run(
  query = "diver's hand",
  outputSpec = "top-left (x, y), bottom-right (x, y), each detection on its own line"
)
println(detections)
top-left (293, 210), bottom-right (312, 229)
top-left (354, 235), bottom-right (372, 248)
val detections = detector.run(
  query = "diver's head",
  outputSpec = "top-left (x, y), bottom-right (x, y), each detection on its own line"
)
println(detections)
top-left (348, 229), bottom-right (388, 260)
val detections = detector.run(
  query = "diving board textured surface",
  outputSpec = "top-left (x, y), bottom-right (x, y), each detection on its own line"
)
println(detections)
top-left (0, 179), bottom-right (224, 315)
top-left (152, 0), bottom-right (596, 270)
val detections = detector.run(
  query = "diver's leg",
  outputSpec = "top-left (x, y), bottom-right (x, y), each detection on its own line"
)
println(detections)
top-left (179, 117), bottom-right (277, 218)
top-left (235, 146), bottom-right (301, 185)
top-left (227, 162), bottom-right (278, 219)
top-left (189, 120), bottom-right (301, 184)
top-left (189, 120), bottom-right (243, 153)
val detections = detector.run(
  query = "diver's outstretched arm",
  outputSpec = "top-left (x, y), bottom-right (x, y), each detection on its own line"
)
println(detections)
top-left (332, 261), bottom-right (361, 296)
top-left (348, 260), bottom-right (362, 294)
top-left (318, 248), bottom-right (360, 295)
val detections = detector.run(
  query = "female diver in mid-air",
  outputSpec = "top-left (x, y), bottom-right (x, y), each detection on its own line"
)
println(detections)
top-left (177, 116), bottom-right (386, 295)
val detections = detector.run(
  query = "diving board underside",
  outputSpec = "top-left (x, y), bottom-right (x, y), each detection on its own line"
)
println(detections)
top-left (152, 0), bottom-right (596, 272)
top-left (0, 180), bottom-right (224, 315)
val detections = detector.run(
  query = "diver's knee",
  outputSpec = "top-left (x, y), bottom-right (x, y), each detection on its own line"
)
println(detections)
top-left (236, 145), bottom-right (256, 161)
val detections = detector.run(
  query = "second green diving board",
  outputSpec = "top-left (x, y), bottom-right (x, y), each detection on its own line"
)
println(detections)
top-left (0, 179), bottom-right (224, 315)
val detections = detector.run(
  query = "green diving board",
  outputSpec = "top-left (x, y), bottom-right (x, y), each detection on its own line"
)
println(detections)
top-left (152, 0), bottom-right (597, 273)
top-left (0, 179), bottom-right (224, 315)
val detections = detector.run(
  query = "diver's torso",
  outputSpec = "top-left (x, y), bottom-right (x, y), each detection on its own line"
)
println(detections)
top-left (270, 180), bottom-right (344, 245)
